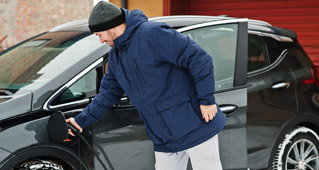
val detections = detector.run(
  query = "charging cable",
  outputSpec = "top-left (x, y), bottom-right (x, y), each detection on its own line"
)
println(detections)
top-left (67, 124), bottom-right (114, 170)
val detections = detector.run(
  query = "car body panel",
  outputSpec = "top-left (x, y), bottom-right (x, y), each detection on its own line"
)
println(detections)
top-left (0, 92), bottom-right (32, 119)
top-left (216, 88), bottom-right (248, 169)
top-left (92, 107), bottom-right (154, 169)
top-left (0, 114), bottom-right (50, 152)
top-left (0, 110), bottom-right (94, 169)
top-left (0, 148), bottom-right (10, 164)
top-left (247, 49), bottom-right (299, 169)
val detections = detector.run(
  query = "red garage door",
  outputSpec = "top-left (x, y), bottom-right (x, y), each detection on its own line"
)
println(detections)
top-left (169, 0), bottom-right (319, 65)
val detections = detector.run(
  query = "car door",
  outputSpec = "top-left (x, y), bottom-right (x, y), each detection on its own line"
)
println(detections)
top-left (179, 19), bottom-right (248, 170)
top-left (246, 33), bottom-right (299, 169)
top-left (91, 97), bottom-right (154, 170)
top-left (90, 58), bottom-right (155, 170)
top-left (45, 55), bottom-right (153, 169)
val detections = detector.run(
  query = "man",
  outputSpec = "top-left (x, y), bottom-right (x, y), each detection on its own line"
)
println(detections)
top-left (67, 1), bottom-right (227, 170)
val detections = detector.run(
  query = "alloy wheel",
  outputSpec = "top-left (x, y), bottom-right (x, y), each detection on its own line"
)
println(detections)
top-left (285, 139), bottom-right (319, 170)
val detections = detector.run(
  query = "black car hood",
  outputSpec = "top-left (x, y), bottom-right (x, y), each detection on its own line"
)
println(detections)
top-left (0, 92), bottom-right (32, 120)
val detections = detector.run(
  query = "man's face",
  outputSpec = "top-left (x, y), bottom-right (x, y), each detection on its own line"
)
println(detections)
top-left (95, 28), bottom-right (117, 47)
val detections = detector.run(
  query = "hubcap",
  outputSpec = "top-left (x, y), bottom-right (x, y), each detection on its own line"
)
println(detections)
top-left (286, 139), bottom-right (319, 170)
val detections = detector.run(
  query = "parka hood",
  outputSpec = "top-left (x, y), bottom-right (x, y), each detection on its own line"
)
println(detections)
top-left (114, 9), bottom-right (148, 47)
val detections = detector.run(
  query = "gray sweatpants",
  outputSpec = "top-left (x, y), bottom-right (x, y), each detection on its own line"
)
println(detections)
top-left (155, 135), bottom-right (222, 170)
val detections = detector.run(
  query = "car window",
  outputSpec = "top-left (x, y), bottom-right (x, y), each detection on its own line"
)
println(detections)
top-left (51, 67), bottom-right (98, 106)
top-left (247, 34), bottom-right (269, 72)
top-left (259, 36), bottom-right (295, 64)
top-left (182, 24), bottom-right (238, 91)
top-left (0, 32), bottom-right (102, 93)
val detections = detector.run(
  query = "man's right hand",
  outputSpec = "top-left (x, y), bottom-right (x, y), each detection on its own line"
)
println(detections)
top-left (66, 117), bottom-right (83, 136)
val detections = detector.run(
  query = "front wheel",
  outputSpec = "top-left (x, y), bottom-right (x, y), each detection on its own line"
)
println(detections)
top-left (272, 127), bottom-right (319, 170)
top-left (16, 159), bottom-right (65, 170)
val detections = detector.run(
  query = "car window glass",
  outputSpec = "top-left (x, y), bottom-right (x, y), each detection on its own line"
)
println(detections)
top-left (0, 32), bottom-right (102, 93)
top-left (260, 36), bottom-right (294, 64)
top-left (182, 24), bottom-right (238, 91)
top-left (51, 67), bottom-right (97, 106)
top-left (247, 34), bottom-right (269, 72)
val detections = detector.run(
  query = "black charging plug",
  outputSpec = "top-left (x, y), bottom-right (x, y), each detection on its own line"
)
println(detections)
top-left (67, 123), bottom-right (80, 136)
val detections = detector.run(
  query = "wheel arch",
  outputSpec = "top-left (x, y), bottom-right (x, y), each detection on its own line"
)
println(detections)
top-left (0, 143), bottom-right (90, 170)
top-left (267, 113), bottom-right (319, 170)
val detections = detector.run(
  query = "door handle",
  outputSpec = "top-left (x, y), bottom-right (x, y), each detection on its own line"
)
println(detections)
top-left (220, 105), bottom-right (238, 114)
top-left (119, 96), bottom-right (130, 105)
top-left (272, 82), bottom-right (290, 89)
top-left (121, 96), bottom-right (128, 101)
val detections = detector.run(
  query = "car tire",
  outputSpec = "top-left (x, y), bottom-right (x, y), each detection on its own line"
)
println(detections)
top-left (17, 159), bottom-right (65, 170)
top-left (272, 126), bottom-right (319, 170)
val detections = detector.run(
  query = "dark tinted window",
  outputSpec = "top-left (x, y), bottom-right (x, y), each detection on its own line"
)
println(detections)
top-left (260, 36), bottom-right (295, 63)
top-left (247, 34), bottom-right (269, 72)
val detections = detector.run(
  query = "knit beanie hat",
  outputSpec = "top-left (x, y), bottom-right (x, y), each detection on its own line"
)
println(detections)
top-left (88, 1), bottom-right (125, 32)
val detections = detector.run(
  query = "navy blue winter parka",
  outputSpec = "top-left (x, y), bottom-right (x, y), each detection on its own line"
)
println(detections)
top-left (75, 9), bottom-right (227, 152)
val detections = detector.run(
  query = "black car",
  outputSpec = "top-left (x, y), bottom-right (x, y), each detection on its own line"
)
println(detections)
top-left (0, 16), bottom-right (318, 170)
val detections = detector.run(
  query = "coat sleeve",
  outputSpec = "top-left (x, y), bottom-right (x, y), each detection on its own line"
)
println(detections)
top-left (74, 60), bottom-right (124, 129)
top-left (148, 24), bottom-right (216, 105)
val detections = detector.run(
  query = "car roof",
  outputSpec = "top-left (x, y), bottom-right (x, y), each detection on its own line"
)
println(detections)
top-left (149, 15), bottom-right (272, 28)
top-left (50, 15), bottom-right (296, 39)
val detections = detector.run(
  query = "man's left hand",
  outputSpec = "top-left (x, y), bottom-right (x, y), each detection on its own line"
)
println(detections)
top-left (200, 104), bottom-right (217, 122)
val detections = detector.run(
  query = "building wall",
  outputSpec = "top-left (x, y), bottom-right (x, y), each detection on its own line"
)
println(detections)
top-left (109, 0), bottom-right (121, 8)
top-left (128, 0), bottom-right (163, 17)
top-left (186, 0), bottom-right (319, 65)
top-left (163, 0), bottom-right (188, 15)
top-left (0, 0), bottom-right (164, 52)
top-left (0, 0), bottom-right (92, 51)
top-left (110, 0), bottom-right (163, 17)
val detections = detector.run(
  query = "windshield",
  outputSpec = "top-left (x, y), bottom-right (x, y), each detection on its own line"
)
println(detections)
top-left (0, 32), bottom-right (101, 93)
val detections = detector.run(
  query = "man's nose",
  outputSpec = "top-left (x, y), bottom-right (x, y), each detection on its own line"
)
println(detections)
top-left (99, 37), bottom-right (104, 44)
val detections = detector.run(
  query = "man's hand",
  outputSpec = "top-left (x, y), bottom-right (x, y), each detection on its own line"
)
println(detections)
top-left (200, 104), bottom-right (217, 122)
top-left (66, 117), bottom-right (83, 136)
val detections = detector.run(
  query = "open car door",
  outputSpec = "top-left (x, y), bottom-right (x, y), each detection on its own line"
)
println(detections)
top-left (179, 19), bottom-right (248, 169)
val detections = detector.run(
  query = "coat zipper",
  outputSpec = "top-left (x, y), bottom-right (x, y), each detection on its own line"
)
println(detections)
top-left (122, 55), bottom-right (152, 115)
top-left (121, 53), bottom-right (165, 146)
top-left (133, 58), bottom-right (147, 84)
